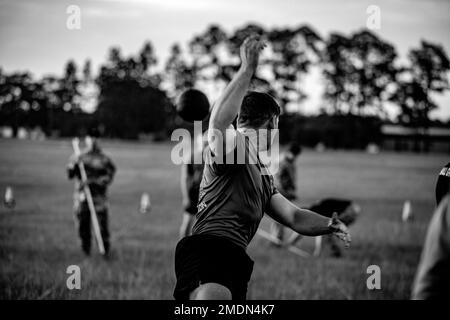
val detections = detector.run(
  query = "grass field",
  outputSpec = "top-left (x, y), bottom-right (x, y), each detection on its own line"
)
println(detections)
top-left (0, 138), bottom-right (447, 300)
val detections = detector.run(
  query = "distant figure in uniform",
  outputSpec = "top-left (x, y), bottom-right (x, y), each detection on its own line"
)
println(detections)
top-left (179, 133), bottom-right (206, 239)
top-left (287, 198), bottom-right (360, 257)
top-left (271, 143), bottom-right (302, 243)
top-left (412, 162), bottom-right (450, 299)
top-left (67, 128), bottom-right (116, 256)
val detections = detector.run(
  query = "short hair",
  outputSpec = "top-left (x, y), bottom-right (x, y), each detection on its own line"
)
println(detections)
top-left (238, 91), bottom-right (281, 128)
top-left (289, 143), bottom-right (302, 156)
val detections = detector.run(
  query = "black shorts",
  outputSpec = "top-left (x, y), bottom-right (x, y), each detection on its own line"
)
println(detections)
top-left (174, 234), bottom-right (254, 300)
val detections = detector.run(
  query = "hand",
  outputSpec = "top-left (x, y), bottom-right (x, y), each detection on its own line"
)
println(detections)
top-left (79, 180), bottom-right (88, 189)
top-left (80, 178), bottom-right (95, 189)
top-left (329, 212), bottom-right (351, 248)
top-left (240, 35), bottom-right (266, 73)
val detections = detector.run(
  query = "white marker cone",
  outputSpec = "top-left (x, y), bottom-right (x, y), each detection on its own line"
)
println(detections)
top-left (402, 200), bottom-right (412, 222)
top-left (4, 186), bottom-right (15, 209)
top-left (140, 193), bottom-right (151, 214)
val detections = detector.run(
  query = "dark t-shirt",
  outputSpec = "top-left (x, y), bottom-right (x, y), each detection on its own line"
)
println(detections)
top-left (436, 162), bottom-right (450, 206)
top-left (192, 131), bottom-right (278, 250)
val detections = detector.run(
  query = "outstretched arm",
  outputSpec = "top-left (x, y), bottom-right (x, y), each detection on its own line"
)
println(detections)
top-left (267, 193), bottom-right (351, 247)
top-left (208, 35), bottom-right (265, 155)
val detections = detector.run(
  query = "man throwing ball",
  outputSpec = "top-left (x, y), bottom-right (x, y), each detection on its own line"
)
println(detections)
top-left (173, 35), bottom-right (351, 300)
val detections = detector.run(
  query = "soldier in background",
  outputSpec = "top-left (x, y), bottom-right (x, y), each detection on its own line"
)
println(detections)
top-left (412, 162), bottom-right (450, 299)
top-left (271, 143), bottom-right (302, 243)
top-left (272, 143), bottom-right (359, 257)
top-left (67, 128), bottom-right (116, 257)
top-left (179, 133), bottom-right (206, 239)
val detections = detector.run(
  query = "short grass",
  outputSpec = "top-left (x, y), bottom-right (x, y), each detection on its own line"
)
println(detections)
top-left (0, 138), bottom-right (447, 299)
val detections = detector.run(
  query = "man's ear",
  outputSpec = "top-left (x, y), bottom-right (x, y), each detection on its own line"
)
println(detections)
top-left (268, 116), bottom-right (278, 129)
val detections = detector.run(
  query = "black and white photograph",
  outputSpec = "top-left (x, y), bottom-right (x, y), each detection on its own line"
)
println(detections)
top-left (0, 0), bottom-right (449, 309)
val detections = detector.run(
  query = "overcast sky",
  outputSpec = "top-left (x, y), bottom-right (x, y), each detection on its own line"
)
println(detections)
top-left (1, 0), bottom-right (449, 119)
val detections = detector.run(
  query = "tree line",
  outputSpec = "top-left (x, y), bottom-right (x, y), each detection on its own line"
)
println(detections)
top-left (0, 23), bottom-right (449, 146)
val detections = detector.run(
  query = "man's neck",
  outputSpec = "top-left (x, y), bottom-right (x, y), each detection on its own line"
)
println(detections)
top-left (237, 127), bottom-right (258, 149)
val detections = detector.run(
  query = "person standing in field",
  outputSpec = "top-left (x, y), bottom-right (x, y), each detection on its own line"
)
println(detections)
top-left (412, 162), bottom-right (450, 299)
top-left (270, 144), bottom-right (359, 257)
top-left (271, 143), bottom-right (302, 243)
top-left (67, 128), bottom-right (116, 257)
top-left (173, 35), bottom-right (351, 300)
top-left (179, 133), bottom-right (206, 239)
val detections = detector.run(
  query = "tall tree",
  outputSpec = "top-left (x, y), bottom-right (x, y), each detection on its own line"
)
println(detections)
top-left (391, 41), bottom-right (450, 151)
top-left (82, 59), bottom-right (92, 82)
top-left (96, 43), bottom-right (172, 139)
top-left (322, 30), bottom-right (397, 116)
top-left (189, 24), bottom-right (230, 84)
top-left (177, 23), bottom-right (321, 112)
top-left (0, 72), bottom-right (33, 135)
top-left (164, 43), bottom-right (198, 97)
top-left (0, 71), bottom-right (60, 135)
top-left (349, 30), bottom-right (397, 115)
top-left (56, 60), bottom-right (81, 112)
top-left (78, 59), bottom-right (98, 113)
top-left (321, 33), bottom-right (353, 114)
top-left (393, 41), bottom-right (450, 127)
top-left (187, 23), bottom-right (274, 100)
top-left (267, 25), bottom-right (322, 111)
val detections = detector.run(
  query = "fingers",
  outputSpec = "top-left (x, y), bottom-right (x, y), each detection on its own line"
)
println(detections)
top-left (244, 34), bottom-right (260, 44)
top-left (240, 34), bottom-right (266, 71)
top-left (242, 35), bottom-right (266, 52)
top-left (341, 224), bottom-right (351, 248)
top-left (329, 213), bottom-right (352, 249)
top-left (343, 232), bottom-right (351, 248)
top-left (335, 230), bottom-right (351, 248)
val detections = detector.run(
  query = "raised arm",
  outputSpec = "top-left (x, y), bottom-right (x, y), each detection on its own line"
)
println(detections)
top-left (208, 35), bottom-right (265, 155)
top-left (267, 193), bottom-right (351, 247)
